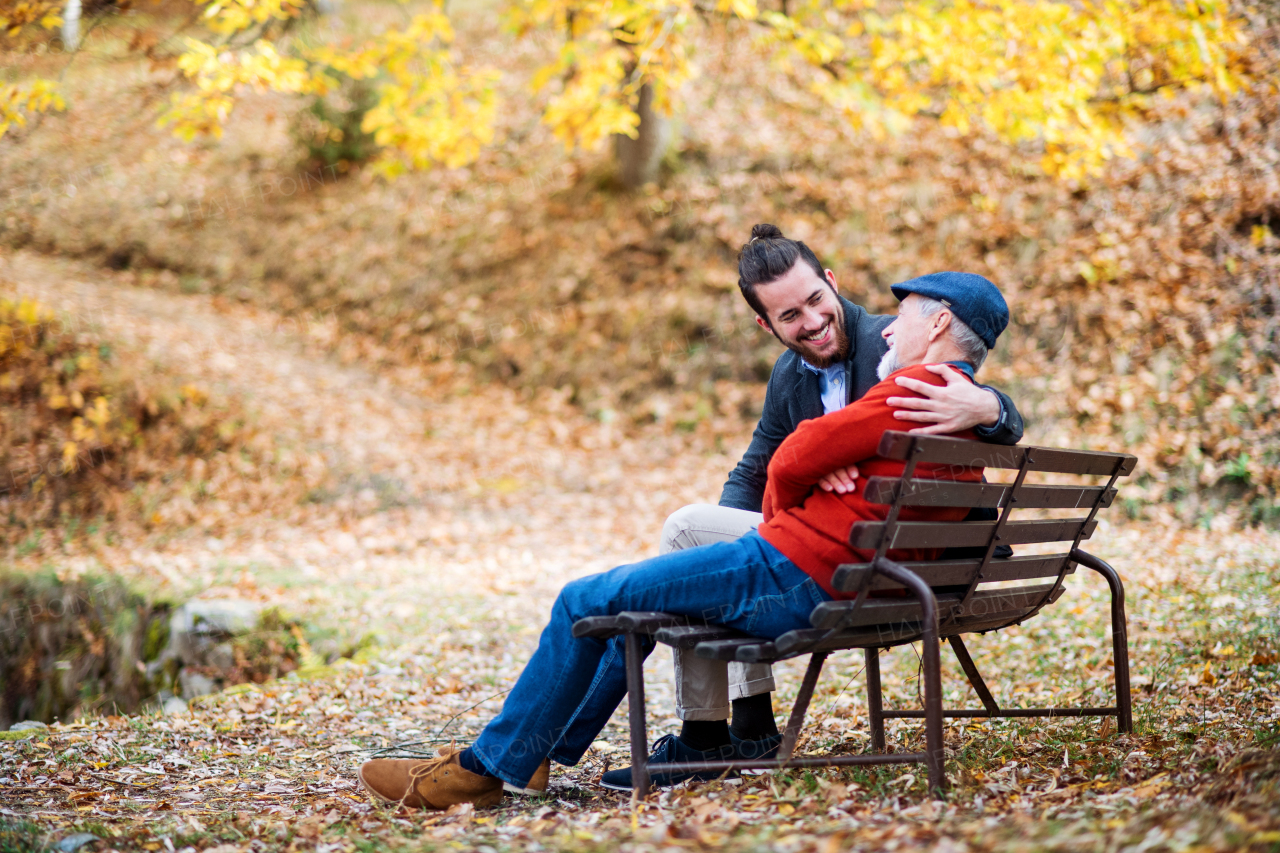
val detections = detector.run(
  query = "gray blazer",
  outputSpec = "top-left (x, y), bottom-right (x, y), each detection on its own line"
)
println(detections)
top-left (720, 295), bottom-right (1023, 512)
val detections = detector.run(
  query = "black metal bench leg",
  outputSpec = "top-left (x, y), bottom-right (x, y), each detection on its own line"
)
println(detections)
top-left (624, 632), bottom-right (650, 800)
top-left (948, 635), bottom-right (999, 715)
top-left (865, 647), bottom-right (886, 752)
top-left (1072, 549), bottom-right (1133, 733)
top-left (779, 652), bottom-right (828, 762)
top-left (920, 612), bottom-right (946, 795)
top-left (875, 558), bottom-right (947, 796)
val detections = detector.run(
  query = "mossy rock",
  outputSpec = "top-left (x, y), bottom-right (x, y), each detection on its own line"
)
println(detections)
top-left (0, 572), bottom-right (170, 728)
top-left (0, 728), bottom-right (46, 741)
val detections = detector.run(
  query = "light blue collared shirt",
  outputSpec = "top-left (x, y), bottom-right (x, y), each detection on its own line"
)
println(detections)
top-left (801, 360), bottom-right (848, 414)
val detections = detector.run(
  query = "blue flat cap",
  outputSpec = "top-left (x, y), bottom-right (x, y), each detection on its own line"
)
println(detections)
top-left (890, 271), bottom-right (1009, 350)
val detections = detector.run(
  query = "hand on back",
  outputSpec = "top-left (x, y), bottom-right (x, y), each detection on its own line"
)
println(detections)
top-left (886, 364), bottom-right (999, 435)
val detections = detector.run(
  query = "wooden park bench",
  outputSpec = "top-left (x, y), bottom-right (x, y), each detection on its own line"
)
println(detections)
top-left (573, 431), bottom-right (1137, 797)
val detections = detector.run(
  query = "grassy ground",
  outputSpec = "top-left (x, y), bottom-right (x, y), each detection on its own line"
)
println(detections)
top-left (2, 0), bottom-right (1278, 521)
top-left (0, 251), bottom-right (1277, 852)
top-left (1, 520), bottom-right (1277, 852)
top-left (0, 3), bottom-right (1277, 848)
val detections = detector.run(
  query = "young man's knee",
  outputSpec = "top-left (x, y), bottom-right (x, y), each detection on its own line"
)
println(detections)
top-left (660, 503), bottom-right (718, 553)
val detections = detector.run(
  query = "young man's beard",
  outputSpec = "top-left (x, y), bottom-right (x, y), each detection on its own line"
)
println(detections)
top-left (780, 313), bottom-right (850, 369)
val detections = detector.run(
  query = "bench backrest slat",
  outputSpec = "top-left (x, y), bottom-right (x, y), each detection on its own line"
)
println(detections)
top-left (850, 518), bottom-right (1096, 550)
top-left (825, 432), bottom-right (1133, 640)
top-left (862, 478), bottom-right (1118, 510)
top-left (831, 553), bottom-right (1073, 593)
top-left (876, 432), bottom-right (1138, 476)
top-left (810, 583), bottom-right (1065, 630)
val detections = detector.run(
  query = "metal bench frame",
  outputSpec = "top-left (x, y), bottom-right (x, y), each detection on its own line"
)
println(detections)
top-left (572, 432), bottom-right (1137, 797)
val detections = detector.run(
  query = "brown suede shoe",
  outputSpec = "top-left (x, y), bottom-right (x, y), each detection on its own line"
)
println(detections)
top-left (505, 759), bottom-right (551, 796)
top-left (358, 753), bottom-right (503, 810)
top-left (436, 745), bottom-right (550, 795)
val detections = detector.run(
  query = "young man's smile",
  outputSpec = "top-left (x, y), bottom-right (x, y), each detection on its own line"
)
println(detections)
top-left (751, 260), bottom-right (849, 368)
top-left (798, 320), bottom-right (833, 346)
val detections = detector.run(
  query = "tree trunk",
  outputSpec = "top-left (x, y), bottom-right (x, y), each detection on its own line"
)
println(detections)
top-left (613, 82), bottom-right (668, 189)
top-left (62, 0), bottom-right (81, 51)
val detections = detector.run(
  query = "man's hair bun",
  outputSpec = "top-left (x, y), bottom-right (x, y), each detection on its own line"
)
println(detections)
top-left (736, 223), bottom-right (826, 322)
top-left (750, 223), bottom-right (784, 242)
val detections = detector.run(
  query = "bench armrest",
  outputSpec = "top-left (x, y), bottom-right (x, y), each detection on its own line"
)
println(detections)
top-left (571, 611), bottom-right (699, 639)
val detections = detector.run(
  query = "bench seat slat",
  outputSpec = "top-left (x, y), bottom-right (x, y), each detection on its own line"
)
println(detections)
top-left (699, 590), bottom-right (1065, 664)
top-left (571, 611), bottom-right (695, 639)
top-left (876, 432), bottom-right (1138, 476)
top-left (861, 479), bottom-right (1117, 510)
top-left (832, 554), bottom-right (1073, 593)
top-left (654, 624), bottom-right (747, 649)
top-left (849, 518), bottom-right (1096, 550)
top-left (702, 612), bottom-right (1031, 663)
top-left (572, 616), bottom-right (629, 639)
top-left (773, 624), bottom-right (924, 657)
top-left (693, 637), bottom-right (779, 663)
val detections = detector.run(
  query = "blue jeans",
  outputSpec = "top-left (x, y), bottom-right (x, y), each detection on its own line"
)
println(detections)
top-left (469, 531), bottom-right (830, 788)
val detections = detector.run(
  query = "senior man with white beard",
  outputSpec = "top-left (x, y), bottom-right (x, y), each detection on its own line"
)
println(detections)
top-left (594, 225), bottom-right (1022, 790)
top-left (356, 264), bottom-right (1011, 808)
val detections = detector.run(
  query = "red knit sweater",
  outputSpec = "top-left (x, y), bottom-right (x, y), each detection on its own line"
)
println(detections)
top-left (757, 363), bottom-right (985, 599)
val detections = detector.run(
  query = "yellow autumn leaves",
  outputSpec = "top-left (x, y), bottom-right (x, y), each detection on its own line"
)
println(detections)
top-left (742, 0), bottom-right (1248, 178)
top-left (162, 0), bottom-right (1247, 179)
top-left (857, 0), bottom-right (1248, 179)
top-left (160, 39), bottom-right (317, 141)
top-left (0, 0), bottom-right (64, 139)
top-left (198, 0), bottom-right (308, 36)
top-left (309, 11), bottom-right (499, 174)
top-left (520, 0), bottom-right (698, 152)
top-left (1, 0), bottom-right (1255, 178)
top-left (156, 2), bottom-right (498, 174)
top-left (155, 0), bottom-right (316, 143)
top-left (0, 78), bottom-right (65, 140)
top-left (0, 297), bottom-right (123, 475)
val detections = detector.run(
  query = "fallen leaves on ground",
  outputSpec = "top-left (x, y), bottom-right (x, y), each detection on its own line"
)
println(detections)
top-left (0, 256), bottom-right (1276, 852)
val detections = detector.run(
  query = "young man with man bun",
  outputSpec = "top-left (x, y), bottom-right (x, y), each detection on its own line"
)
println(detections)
top-left (355, 225), bottom-right (1020, 807)
top-left (598, 224), bottom-right (1023, 789)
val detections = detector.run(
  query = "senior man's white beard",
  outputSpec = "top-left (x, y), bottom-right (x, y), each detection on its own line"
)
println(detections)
top-left (876, 346), bottom-right (901, 381)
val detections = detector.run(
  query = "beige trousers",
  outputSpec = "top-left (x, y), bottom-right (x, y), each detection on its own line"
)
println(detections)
top-left (661, 504), bottom-right (777, 721)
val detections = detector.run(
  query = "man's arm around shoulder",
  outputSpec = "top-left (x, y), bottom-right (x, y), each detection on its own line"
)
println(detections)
top-left (887, 365), bottom-right (1025, 445)
top-left (973, 385), bottom-right (1023, 445)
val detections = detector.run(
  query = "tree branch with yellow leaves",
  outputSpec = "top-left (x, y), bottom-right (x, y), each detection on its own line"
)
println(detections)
top-left (3, 0), bottom-right (1256, 182)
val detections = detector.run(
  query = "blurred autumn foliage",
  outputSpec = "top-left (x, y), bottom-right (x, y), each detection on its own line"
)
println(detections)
top-left (0, 292), bottom-right (254, 542)
top-left (0, 1), bottom-right (1277, 525)
top-left (2, 0), bottom-right (1252, 176)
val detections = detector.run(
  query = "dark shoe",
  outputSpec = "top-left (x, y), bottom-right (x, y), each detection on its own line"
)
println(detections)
top-left (599, 733), bottom-right (737, 792)
top-left (730, 731), bottom-right (783, 765)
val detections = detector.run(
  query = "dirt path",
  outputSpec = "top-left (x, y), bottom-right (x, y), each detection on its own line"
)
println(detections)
top-left (0, 249), bottom-right (747, 648)
top-left (2, 251), bottom-right (1278, 853)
